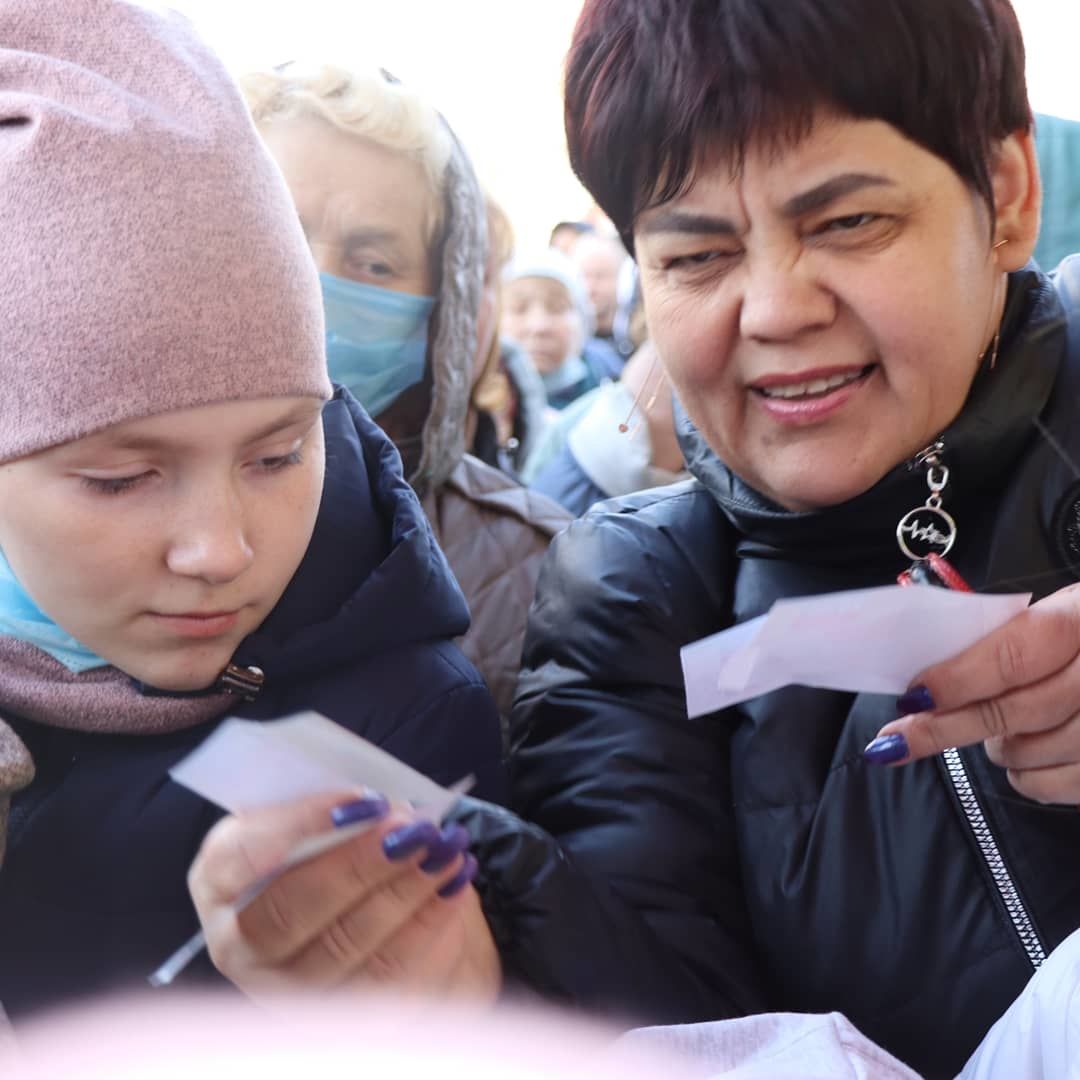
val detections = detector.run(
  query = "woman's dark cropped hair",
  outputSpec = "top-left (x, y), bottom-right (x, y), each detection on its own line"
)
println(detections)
top-left (565, 0), bottom-right (1031, 248)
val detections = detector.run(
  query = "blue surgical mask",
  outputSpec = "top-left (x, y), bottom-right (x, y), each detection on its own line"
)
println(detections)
top-left (0, 547), bottom-right (108, 674)
top-left (320, 272), bottom-right (435, 418)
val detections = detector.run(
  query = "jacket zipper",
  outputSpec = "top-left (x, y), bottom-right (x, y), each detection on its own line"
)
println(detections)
top-left (909, 439), bottom-right (946, 471)
top-left (907, 438), bottom-right (1047, 969)
top-left (941, 747), bottom-right (1047, 969)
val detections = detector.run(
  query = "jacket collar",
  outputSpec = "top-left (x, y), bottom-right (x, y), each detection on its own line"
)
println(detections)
top-left (232, 387), bottom-right (469, 679)
top-left (679, 267), bottom-right (1067, 566)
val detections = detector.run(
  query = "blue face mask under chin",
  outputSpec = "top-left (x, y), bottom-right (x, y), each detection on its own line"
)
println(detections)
top-left (320, 272), bottom-right (436, 418)
top-left (0, 548), bottom-right (108, 674)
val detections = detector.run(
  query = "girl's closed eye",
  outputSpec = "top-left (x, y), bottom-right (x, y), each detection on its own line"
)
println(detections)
top-left (254, 450), bottom-right (303, 473)
top-left (79, 472), bottom-right (153, 496)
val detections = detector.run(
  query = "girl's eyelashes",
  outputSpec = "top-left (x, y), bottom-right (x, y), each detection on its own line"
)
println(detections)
top-left (79, 472), bottom-right (152, 496)
top-left (76, 451), bottom-right (302, 495)
top-left (255, 449), bottom-right (303, 472)
top-left (75, 436), bottom-right (308, 495)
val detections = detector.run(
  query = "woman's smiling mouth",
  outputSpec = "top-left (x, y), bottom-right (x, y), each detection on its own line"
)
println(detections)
top-left (749, 364), bottom-right (878, 422)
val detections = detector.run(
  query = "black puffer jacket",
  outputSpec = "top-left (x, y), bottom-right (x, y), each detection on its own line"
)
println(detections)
top-left (461, 262), bottom-right (1080, 1080)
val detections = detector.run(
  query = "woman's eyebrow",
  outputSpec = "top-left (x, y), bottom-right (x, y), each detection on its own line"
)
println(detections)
top-left (342, 226), bottom-right (402, 250)
top-left (640, 173), bottom-right (896, 237)
top-left (638, 210), bottom-right (738, 237)
top-left (780, 172), bottom-right (895, 218)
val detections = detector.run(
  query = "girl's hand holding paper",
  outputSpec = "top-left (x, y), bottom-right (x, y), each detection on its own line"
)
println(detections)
top-left (188, 789), bottom-right (502, 1001)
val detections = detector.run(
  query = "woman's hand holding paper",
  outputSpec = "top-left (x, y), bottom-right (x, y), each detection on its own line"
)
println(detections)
top-left (188, 790), bottom-right (502, 1002)
top-left (866, 583), bottom-right (1080, 805)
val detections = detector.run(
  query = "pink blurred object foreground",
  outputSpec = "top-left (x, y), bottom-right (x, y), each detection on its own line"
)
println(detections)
top-left (0, 993), bottom-right (923, 1080)
top-left (6, 924), bottom-right (1080, 1080)
top-left (2, 994), bottom-right (691, 1080)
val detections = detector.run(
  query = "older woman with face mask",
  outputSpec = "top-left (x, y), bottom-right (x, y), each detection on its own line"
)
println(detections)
top-left (177, 1), bottom-right (1080, 1075)
top-left (0, 0), bottom-right (503, 1024)
top-left (241, 69), bottom-right (569, 727)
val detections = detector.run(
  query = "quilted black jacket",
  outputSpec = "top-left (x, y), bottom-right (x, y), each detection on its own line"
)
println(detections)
top-left (460, 262), bottom-right (1080, 1079)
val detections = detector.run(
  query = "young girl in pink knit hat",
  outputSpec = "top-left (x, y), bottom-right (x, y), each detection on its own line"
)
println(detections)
top-left (0, 0), bottom-right (501, 1021)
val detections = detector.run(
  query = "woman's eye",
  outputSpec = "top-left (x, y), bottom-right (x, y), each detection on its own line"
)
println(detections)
top-left (666, 250), bottom-right (738, 271)
top-left (347, 254), bottom-right (394, 280)
top-left (79, 473), bottom-right (151, 496)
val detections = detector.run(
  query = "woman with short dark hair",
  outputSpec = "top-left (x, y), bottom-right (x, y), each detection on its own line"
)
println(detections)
top-left (476, 0), bottom-right (1080, 1073)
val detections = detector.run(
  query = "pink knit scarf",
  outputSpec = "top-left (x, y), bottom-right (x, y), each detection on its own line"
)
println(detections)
top-left (0, 637), bottom-right (234, 864)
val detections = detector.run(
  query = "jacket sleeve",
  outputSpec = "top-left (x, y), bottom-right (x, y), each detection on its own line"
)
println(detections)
top-left (456, 490), bottom-right (769, 1025)
top-left (374, 650), bottom-right (507, 807)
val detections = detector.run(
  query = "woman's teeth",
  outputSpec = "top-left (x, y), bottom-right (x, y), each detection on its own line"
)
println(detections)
top-left (758, 368), bottom-right (867, 400)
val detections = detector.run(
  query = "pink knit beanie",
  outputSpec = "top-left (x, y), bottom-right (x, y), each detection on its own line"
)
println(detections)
top-left (0, 0), bottom-right (332, 464)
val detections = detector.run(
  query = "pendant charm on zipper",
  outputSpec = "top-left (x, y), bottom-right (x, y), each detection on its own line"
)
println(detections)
top-left (896, 440), bottom-right (972, 591)
top-left (896, 440), bottom-right (957, 561)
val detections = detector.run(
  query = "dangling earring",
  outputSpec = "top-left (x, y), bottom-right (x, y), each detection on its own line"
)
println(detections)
top-left (986, 328), bottom-right (1001, 372)
top-left (985, 242), bottom-right (1008, 371)
top-left (618, 353), bottom-right (666, 436)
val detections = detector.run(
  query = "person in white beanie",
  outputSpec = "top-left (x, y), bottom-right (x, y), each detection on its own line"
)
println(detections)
top-left (502, 249), bottom-right (620, 412)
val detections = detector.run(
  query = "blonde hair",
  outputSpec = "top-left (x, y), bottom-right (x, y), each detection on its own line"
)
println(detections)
top-left (240, 65), bottom-right (453, 240)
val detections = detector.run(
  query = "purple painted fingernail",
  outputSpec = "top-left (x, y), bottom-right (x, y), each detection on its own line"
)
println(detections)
top-left (382, 820), bottom-right (441, 861)
top-left (419, 824), bottom-right (470, 874)
top-left (896, 685), bottom-right (935, 717)
top-left (331, 794), bottom-right (389, 828)
top-left (438, 853), bottom-right (478, 899)
top-left (863, 733), bottom-right (910, 765)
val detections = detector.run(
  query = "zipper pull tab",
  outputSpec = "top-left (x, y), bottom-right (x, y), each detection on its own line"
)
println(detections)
top-left (909, 439), bottom-right (946, 471)
top-left (217, 664), bottom-right (265, 701)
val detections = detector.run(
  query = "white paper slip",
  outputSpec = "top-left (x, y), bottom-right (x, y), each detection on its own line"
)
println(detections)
top-left (681, 585), bottom-right (1031, 719)
top-left (169, 709), bottom-right (464, 820)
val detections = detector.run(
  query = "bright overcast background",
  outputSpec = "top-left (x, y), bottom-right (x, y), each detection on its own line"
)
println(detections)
top-left (172, 0), bottom-right (1080, 253)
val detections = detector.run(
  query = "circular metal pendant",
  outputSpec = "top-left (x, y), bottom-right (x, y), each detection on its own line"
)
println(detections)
top-left (896, 505), bottom-right (957, 561)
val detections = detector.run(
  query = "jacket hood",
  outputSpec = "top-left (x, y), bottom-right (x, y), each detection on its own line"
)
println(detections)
top-left (412, 126), bottom-right (487, 495)
top-left (234, 387), bottom-right (470, 680)
top-left (676, 265), bottom-right (1068, 564)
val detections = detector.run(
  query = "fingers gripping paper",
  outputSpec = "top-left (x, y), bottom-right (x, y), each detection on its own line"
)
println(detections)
top-left (150, 712), bottom-right (470, 988)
